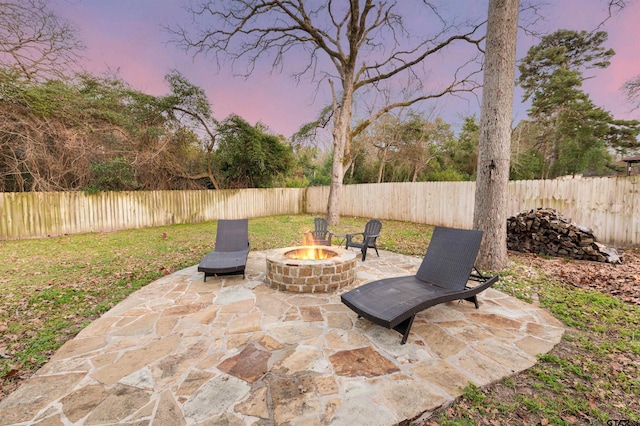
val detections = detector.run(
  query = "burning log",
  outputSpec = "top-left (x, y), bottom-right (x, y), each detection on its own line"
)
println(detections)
top-left (507, 208), bottom-right (621, 264)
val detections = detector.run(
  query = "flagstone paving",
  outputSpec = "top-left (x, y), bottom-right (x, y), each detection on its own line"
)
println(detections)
top-left (0, 250), bottom-right (564, 425)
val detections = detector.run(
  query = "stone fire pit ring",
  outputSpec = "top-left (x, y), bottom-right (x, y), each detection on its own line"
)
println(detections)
top-left (265, 246), bottom-right (357, 293)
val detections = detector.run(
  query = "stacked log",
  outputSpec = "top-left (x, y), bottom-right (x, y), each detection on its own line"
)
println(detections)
top-left (507, 208), bottom-right (621, 263)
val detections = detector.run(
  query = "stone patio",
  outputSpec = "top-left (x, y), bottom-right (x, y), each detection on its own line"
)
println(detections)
top-left (0, 249), bottom-right (564, 425)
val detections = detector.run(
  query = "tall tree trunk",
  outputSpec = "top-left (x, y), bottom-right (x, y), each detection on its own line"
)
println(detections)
top-left (473, 0), bottom-right (519, 271)
top-left (327, 82), bottom-right (354, 226)
top-left (327, 136), bottom-right (345, 225)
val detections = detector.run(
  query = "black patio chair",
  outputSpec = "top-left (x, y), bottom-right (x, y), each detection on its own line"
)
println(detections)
top-left (198, 219), bottom-right (250, 281)
top-left (308, 217), bottom-right (333, 246)
top-left (345, 219), bottom-right (382, 261)
top-left (341, 226), bottom-right (499, 344)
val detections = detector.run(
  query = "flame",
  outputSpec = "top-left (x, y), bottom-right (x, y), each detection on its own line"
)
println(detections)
top-left (300, 231), bottom-right (318, 259)
top-left (302, 231), bottom-right (315, 246)
top-left (284, 231), bottom-right (334, 260)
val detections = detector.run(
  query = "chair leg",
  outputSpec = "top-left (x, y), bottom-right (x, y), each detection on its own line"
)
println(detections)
top-left (361, 246), bottom-right (367, 261)
top-left (374, 245), bottom-right (379, 257)
top-left (393, 315), bottom-right (416, 345)
top-left (465, 295), bottom-right (479, 309)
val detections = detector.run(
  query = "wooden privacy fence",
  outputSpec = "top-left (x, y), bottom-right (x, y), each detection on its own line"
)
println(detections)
top-left (305, 177), bottom-right (640, 247)
top-left (507, 177), bottom-right (640, 248)
top-left (0, 188), bottom-right (305, 240)
top-left (1, 177), bottom-right (639, 247)
top-left (305, 182), bottom-right (476, 229)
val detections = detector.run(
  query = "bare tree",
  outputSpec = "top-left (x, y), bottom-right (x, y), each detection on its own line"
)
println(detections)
top-left (623, 75), bottom-right (640, 111)
top-left (472, 0), bottom-right (519, 271)
top-left (0, 0), bottom-right (84, 81)
top-left (170, 0), bottom-right (484, 224)
top-left (364, 113), bottom-right (402, 183)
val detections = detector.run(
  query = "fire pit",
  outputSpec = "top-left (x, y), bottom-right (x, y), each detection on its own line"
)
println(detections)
top-left (265, 246), bottom-right (357, 293)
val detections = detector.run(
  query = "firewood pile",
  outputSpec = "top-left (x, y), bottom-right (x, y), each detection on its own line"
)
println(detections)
top-left (507, 208), bottom-right (621, 263)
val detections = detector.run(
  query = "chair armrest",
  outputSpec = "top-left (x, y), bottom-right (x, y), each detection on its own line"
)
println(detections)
top-left (346, 232), bottom-right (364, 243)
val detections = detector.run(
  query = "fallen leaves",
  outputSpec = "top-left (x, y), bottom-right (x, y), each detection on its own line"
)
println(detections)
top-left (4, 363), bottom-right (22, 379)
top-left (512, 249), bottom-right (640, 305)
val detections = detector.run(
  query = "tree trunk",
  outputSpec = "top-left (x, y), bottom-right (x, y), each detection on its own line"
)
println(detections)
top-left (472, 0), bottom-right (519, 271)
top-left (327, 83), bottom-right (354, 226)
top-left (206, 147), bottom-right (220, 190)
top-left (327, 138), bottom-right (344, 225)
top-left (377, 146), bottom-right (388, 183)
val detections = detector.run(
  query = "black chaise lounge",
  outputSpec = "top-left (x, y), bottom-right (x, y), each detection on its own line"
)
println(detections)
top-left (341, 226), bottom-right (499, 344)
top-left (198, 219), bottom-right (250, 281)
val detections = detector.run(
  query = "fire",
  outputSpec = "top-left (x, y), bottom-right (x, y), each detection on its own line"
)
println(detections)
top-left (300, 231), bottom-right (320, 259)
top-left (302, 230), bottom-right (315, 247)
top-left (286, 231), bottom-right (334, 260)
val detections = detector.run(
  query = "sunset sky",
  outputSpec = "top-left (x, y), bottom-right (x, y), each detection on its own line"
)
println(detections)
top-left (50, 0), bottom-right (640, 138)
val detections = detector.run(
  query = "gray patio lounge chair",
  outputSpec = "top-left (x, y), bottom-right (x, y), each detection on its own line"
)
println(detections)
top-left (198, 219), bottom-right (250, 281)
top-left (309, 217), bottom-right (333, 246)
top-left (345, 219), bottom-right (382, 261)
top-left (341, 226), bottom-right (499, 344)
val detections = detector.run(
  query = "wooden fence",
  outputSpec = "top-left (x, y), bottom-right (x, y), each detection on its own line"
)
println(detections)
top-left (0, 188), bottom-right (305, 240)
top-left (304, 177), bottom-right (640, 247)
top-left (1, 176), bottom-right (639, 246)
top-left (305, 182), bottom-right (477, 229)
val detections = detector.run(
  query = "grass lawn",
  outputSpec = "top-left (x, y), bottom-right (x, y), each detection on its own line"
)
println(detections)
top-left (1, 214), bottom-right (638, 424)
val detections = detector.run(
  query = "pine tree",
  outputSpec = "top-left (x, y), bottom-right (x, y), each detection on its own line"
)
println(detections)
top-left (518, 30), bottom-right (639, 178)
